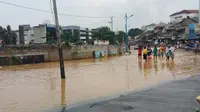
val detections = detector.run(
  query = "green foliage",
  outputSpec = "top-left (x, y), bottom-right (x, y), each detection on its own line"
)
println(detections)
top-left (46, 32), bottom-right (55, 44)
top-left (103, 35), bottom-right (115, 45)
top-left (91, 26), bottom-right (116, 45)
top-left (116, 31), bottom-right (125, 45)
top-left (128, 28), bottom-right (143, 38)
top-left (61, 30), bottom-right (79, 46)
top-left (0, 25), bottom-right (17, 45)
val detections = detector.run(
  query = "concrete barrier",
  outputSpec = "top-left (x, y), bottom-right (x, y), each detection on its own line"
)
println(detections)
top-left (0, 45), bottom-right (124, 65)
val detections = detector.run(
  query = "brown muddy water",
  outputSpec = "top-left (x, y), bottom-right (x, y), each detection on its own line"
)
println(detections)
top-left (0, 50), bottom-right (200, 112)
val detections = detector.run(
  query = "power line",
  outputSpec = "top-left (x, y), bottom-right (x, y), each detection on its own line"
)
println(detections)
top-left (0, 0), bottom-right (110, 19)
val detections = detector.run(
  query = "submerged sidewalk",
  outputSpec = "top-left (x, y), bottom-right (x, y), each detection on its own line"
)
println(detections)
top-left (66, 75), bottom-right (200, 112)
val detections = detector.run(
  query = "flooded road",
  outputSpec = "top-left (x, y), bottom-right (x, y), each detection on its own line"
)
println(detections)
top-left (0, 50), bottom-right (200, 112)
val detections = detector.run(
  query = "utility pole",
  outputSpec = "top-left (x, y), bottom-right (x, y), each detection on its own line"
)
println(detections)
top-left (111, 16), bottom-right (113, 31)
top-left (109, 16), bottom-right (114, 31)
top-left (199, 0), bottom-right (200, 25)
top-left (53, 0), bottom-right (65, 79)
top-left (124, 13), bottom-right (134, 52)
top-left (125, 13), bottom-right (128, 52)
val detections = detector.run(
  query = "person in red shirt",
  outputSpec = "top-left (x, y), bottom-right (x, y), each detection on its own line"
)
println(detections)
top-left (138, 46), bottom-right (142, 58)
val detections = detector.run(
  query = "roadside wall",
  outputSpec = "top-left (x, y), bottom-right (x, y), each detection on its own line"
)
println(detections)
top-left (0, 45), bottom-right (124, 64)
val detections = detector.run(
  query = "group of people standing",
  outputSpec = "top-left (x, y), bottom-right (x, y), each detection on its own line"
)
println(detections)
top-left (137, 45), bottom-right (175, 61)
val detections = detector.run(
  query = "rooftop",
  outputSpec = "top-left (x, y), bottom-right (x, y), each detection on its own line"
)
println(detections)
top-left (146, 23), bottom-right (156, 27)
top-left (170, 10), bottom-right (199, 16)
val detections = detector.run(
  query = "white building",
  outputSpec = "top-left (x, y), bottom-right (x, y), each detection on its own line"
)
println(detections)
top-left (170, 10), bottom-right (199, 23)
top-left (15, 25), bottom-right (47, 45)
top-left (80, 27), bottom-right (92, 41)
top-left (141, 23), bottom-right (156, 32)
top-left (15, 29), bottom-right (33, 45)
top-left (32, 25), bottom-right (47, 44)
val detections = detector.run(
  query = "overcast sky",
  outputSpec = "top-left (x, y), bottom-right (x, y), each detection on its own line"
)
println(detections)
top-left (0, 0), bottom-right (199, 31)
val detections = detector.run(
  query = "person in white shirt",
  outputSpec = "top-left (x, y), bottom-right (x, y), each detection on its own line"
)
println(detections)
top-left (170, 46), bottom-right (175, 52)
top-left (169, 46), bottom-right (175, 60)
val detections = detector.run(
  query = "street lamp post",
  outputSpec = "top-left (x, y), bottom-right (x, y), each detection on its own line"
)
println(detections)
top-left (125, 13), bottom-right (134, 52)
top-left (199, 0), bottom-right (200, 25)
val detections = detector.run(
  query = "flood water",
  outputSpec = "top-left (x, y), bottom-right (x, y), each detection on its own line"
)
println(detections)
top-left (0, 50), bottom-right (200, 112)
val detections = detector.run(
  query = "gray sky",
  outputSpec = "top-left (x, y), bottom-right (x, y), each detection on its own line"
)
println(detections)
top-left (0, 0), bottom-right (199, 31)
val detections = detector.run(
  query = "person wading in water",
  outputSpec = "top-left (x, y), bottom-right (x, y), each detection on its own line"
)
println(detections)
top-left (153, 46), bottom-right (158, 59)
top-left (138, 46), bottom-right (142, 59)
top-left (143, 46), bottom-right (148, 62)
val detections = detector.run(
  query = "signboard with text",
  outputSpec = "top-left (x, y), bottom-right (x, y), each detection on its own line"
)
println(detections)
top-left (188, 24), bottom-right (196, 40)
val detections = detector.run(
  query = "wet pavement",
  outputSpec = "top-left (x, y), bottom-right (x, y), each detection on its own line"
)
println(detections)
top-left (66, 75), bottom-right (200, 112)
top-left (0, 50), bottom-right (200, 112)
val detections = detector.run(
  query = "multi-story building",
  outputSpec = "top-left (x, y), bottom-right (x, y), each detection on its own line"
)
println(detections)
top-left (18, 25), bottom-right (31, 44)
top-left (170, 10), bottom-right (199, 23)
top-left (15, 24), bottom-right (94, 45)
top-left (61, 25), bottom-right (92, 43)
top-left (15, 24), bottom-right (56, 45)
top-left (141, 23), bottom-right (156, 32)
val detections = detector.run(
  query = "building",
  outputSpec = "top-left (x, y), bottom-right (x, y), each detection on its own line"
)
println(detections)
top-left (18, 25), bottom-right (31, 44)
top-left (32, 25), bottom-right (47, 44)
top-left (154, 23), bottom-right (167, 40)
top-left (15, 24), bottom-right (56, 45)
top-left (141, 23), bottom-right (156, 32)
top-left (61, 25), bottom-right (92, 43)
top-left (80, 27), bottom-right (92, 42)
top-left (159, 16), bottom-right (199, 44)
top-left (170, 10), bottom-right (199, 23)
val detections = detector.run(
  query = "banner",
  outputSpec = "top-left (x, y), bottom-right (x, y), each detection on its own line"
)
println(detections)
top-left (188, 24), bottom-right (196, 40)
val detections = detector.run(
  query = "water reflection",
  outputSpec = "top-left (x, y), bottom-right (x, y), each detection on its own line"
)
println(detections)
top-left (168, 61), bottom-right (175, 71)
top-left (161, 62), bottom-right (166, 70)
top-left (61, 79), bottom-right (66, 112)
top-left (143, 62), bottom-right (149, 80)
top-left (138, 59), bottom-right (142, 72)
top-left (153, 60), bottom-right (158, 72)
top-left (143, 60), bottom-right (153, 80)
top-left (49, 73), bottom-right (56, 91)
top-left (194, 55), bottom-right (198, 66)
top-left (125, 58), bottom-right (130, 89)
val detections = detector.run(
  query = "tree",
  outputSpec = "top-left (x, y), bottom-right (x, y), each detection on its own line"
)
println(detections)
top-left (116, 31), bottom-right (125, 45)
top-left (103, 35), bottom-right (115, 45)
top-left (7, 25), bottom-right (17, 45)
top-left (11, 32), bottom-right (17, 45)
top-left (0, 26), bottom-right (8, 44)
top-left (61, 30), bottom-right (79, 46)
top-left (7, 25), bottom-right (12, 44)
top-left (128, 28), bottom-right (143, 38)
top-left (46, 32), bottom-right (56, 44)
top-left (0, 25), bottom-right (17, 45)
top-left (91, 26), bottom-right (116, 45)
